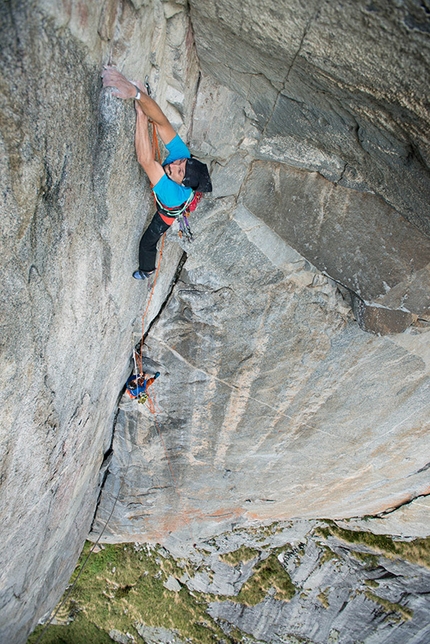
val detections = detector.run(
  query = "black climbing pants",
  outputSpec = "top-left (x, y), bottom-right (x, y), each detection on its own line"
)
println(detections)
top-left (139, 211), bottom-right (172, 272)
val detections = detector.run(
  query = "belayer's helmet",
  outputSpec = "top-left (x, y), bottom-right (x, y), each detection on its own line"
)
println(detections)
top-left (183, 157), bottom-right (212, 192)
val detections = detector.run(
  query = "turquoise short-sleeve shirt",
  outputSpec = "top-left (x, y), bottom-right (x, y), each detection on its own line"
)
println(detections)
top-left (153, 134), bottom-right (192, 207)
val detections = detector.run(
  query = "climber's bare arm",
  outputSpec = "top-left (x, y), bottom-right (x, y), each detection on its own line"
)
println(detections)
top-left (134, 103), bottom-right (165, 186)
top-left (101, 66), bottom-right (176, 145)
top-left (135, 94), bottom-right (176, 146)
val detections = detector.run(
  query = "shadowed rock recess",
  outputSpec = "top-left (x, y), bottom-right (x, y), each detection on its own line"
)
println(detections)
top-left (0, 1), bottom-right (429, 643)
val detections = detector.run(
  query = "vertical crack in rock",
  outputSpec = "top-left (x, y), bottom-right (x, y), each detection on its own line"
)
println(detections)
top-left (187, 71), bottom-right (201, 144)
top-left (142, 252), bottom-right (188, 342)
top-left (89, 434), bottom-right (116, 534)
top-left (262, 1), bottom-right (322, 137)
top-left (90, 251), bottom-right (189, 531)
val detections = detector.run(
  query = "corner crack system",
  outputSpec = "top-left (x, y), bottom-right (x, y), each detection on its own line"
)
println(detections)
top-left (142, 251), bottom-right (188, 343)
top-left (90, 252), bottom-right (188, 533)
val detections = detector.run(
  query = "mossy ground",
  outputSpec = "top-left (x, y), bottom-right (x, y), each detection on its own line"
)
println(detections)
top-left (28, 542), bottom-right (232, 644)
top-left (364, 590), bottom-right (414, 622)
top-left (27, 522), bottom-right (430, 643)
top-left (232, 555), bottom-right (297, 606)
top-left (27, 619), bottom-right (112, 644)
top-left (318, 524), bottom-right (430, 568)
top-left (28, 538), bottom-right (298, 643)
top-left (220, 545), bottom-right (259, 566)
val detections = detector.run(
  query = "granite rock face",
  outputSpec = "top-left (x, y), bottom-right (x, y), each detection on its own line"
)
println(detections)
top-left (1, 1), bottom-right (430, 643)
top-left (93, 200), bottom-right (430, 549)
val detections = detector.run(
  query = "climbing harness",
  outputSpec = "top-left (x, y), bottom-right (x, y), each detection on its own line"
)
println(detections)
top-left (154, 190), bottom-right (195, 218)
top-left (154, 188), bottom-right (202, 243)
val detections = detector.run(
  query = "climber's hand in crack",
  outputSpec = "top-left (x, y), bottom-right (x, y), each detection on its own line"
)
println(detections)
top-left (101, 66), bottom-right (141, 100)
top-left (102, 66), bottom-right (176, 145)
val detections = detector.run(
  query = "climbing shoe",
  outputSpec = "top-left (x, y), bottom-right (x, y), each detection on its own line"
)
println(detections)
top-left (133, 269), bottom-right (154, 280)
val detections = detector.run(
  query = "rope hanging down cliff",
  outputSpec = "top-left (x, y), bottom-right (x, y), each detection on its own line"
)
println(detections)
top-left (127, 114), bottom-right (197, 402)
top-left (126, 98), bottom-right (167, 402)
top-left (101, 66), bottom-right (212, 500)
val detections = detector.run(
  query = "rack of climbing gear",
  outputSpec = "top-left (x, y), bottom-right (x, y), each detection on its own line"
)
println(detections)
top-left (178, 212), bottom-right (193, 242)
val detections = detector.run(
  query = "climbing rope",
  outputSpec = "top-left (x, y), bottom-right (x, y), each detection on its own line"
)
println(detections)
top-left (130, 101), bottom-right (186, 498)
top-left (138, 232), bottom-right (166, 364)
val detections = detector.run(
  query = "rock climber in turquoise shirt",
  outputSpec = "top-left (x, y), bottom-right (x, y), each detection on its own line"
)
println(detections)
top-left (102, 66), bottom-right (212, 280)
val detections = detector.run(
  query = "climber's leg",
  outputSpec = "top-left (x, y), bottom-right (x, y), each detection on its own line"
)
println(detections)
top-left (137, 211), bottom-right (171, 274)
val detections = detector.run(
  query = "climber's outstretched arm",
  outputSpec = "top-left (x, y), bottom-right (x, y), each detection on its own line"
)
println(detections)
top-left (134, 102), bottom-right (165, 186)
top-left (101, 66), bottom-right (176, 145)
top-left (136, 93), bottom-right (176, 146)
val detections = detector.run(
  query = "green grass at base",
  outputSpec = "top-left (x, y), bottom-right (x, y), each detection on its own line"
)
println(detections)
top-left (28, 618), bottom-right (112, 644)
top-left (27, 542), bottom-right (234, 644)
top-left (320, 525), bottom-right (430, 568)
top-left (232, 555), bottom-right (297, 606)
